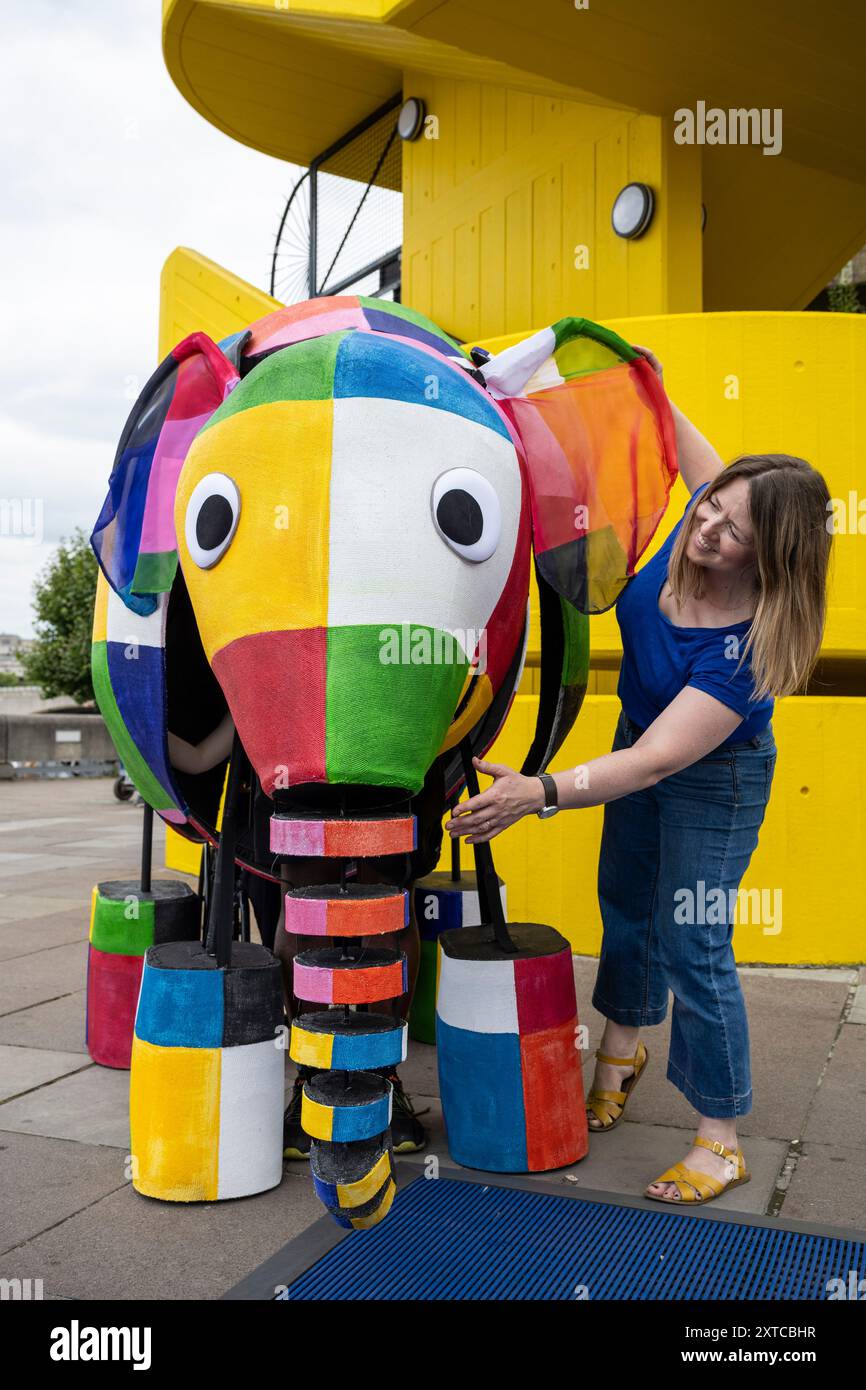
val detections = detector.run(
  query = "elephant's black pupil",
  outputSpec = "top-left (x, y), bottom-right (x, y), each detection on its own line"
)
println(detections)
top-left (196, 495), bottom-right (233, 551)
top-left (437, 489), bottom-right (483, 546)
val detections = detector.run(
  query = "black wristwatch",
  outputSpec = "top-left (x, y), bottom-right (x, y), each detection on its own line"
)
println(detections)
top-left (536, 772), bottom-right (559, 819)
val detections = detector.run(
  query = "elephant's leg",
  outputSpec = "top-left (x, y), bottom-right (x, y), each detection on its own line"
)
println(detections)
top-left (353, 858), bottom-right (420, 1022)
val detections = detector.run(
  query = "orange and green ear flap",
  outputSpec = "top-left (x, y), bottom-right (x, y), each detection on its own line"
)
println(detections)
top-left (477, 316), bottom-right (677, 775)
top-left (482, 316), bottom-right (678, 614)
top-left (90, 330), bottom-right (248, 616)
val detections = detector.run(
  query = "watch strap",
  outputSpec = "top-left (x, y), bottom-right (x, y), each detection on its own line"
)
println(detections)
top-left (538, 772), bottom-right (558, 809)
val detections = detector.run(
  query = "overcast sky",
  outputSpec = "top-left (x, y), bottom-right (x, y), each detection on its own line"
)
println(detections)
top-left (0, 0), bottom-right (300, 636)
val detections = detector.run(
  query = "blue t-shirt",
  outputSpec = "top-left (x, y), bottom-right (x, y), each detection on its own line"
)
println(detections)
top-left (615, 483), bottom-right (773, 744)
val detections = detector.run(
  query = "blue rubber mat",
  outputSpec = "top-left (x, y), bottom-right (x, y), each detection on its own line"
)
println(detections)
top-left (276, 1174), bottom-right (866, 1301)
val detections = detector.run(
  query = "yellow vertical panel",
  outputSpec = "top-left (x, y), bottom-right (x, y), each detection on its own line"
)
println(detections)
top-left (431, 78), bottom-right (455, 205)
top-left (625, 116), bottom-right (664, 317)
top-left (430, 234), bottom-right (453, 336)
top-left (562, 140), bottom-right (596, 320)
top-left (594, 125), bottom-right (630, 320)
top-left (404, 70), bottom-right (433, 223)
top-left (532, 164), bottom-right (563, 327)
top-left (455, 83), bottom-right (481, 187)
top-left (506, 88), bottom-right (534, 149)
top-left (505, 184), bottom-right (532, 332)
top-left (479, 202), bottom-right (506, 339)
top-left (165, 826), bottom-right (203, 876)
top-left (409, 246), bottom-right (431, 317)
top-left (480, 85), bottom-right (506, 170)
top-left (454, 219), bottom-right (479, 341)
top-left (661, 132), bottom-right (702, 313)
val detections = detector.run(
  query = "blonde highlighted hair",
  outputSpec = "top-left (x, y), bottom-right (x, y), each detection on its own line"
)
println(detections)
top-left (667, 455), bottom-right (832, 699)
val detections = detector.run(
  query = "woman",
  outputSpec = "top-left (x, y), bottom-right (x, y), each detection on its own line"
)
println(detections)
top-left (445, 345), bottom-right (832, 1205)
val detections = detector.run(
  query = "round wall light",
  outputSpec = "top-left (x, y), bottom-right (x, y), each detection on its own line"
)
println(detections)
top-left (611, 183), bottom-right (655, 240)
top-left (398, 98), bottom-right (426, 142)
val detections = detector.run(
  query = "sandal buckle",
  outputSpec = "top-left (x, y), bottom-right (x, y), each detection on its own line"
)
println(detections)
top-left (708, 1140), bottom-right (727, 1156)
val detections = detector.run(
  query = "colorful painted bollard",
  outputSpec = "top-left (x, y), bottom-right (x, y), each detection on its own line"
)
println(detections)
top-left (436, 923), bottom-right (588, 1172)
top-left (129, 940), bottom-right (284, 1201)
top-left (85, 880), bottom-right (199, 1069)
top-left (409, 869), bottom-right (507, 1044)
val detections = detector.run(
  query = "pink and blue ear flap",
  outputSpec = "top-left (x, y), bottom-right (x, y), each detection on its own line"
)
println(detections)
top-left (90, 329), bottom-right (248, 616)
top-left (477, 317), bottom-right (678, 775)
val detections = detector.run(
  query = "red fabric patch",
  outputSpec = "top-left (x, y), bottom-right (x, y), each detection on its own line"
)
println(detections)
top-left (520, 1019), bottom-right (588, 1170)
top-left (212, 629), bottom-right (326, 796)
top-left (86, 947), bottom-right (144, 1070)
top-left (514, 946), bottom-right (577, 1034)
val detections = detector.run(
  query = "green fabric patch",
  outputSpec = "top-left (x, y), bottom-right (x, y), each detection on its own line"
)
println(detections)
top-left (201, 331), bottom-right (346, 430)
top-left (559, 599), bottom-right (590, 688)
top-left (131, 550), bottom-right (177, 595)
top-left (91, 890), bottom-right (156, 955)
top-left (325, 624), bottom-right (468, 795)
top-left (552, 316), bottom-right (637, 365)
top-left (91, 641), bottom-right (175, 810)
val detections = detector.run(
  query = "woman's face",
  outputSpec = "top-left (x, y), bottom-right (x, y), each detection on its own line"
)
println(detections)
top-left (686, 479), bottom-right (756, 575)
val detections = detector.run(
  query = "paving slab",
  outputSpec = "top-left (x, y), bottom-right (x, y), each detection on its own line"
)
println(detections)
top-left (802, 1023), bottom-right (866, 1147)
top-left (0, 1132), bottom-right (127, 1253)
top-left (0, 910), bottom-right (89, 962)
top-left (0, 1044), bottom-right (91, 1103)
top-left (0, 940), bottom-right (88, 1017)
top-left (780, 1140), bottom-right (866, 1230)
top-left (0, 1063), bottom-right (129, 1148)
top-left (0, 1169), bottom-right (323, 1301)
top-left (0, 991), bottom-right (88, 1054)
top-left (0, 894), bottom-right (84, 922)
top-left (848, 982), bottom-right (866, 1025)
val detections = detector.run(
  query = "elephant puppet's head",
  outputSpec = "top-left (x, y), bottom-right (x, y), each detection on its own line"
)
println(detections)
top-left (90, 298), bottom-right (676, 861)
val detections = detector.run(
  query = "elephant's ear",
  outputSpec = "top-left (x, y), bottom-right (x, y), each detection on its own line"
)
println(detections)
top-left (481, 316), bottom-right (678, 614)
top-left (90, 331), bottom-right (247, 616)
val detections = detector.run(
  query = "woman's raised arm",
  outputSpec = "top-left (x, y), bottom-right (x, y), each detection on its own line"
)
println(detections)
top-left (632, 343), bottom-right (724, 495)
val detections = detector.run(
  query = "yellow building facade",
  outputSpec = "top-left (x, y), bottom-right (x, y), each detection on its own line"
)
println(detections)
top-left (159, 1), bottom-right (866, 962)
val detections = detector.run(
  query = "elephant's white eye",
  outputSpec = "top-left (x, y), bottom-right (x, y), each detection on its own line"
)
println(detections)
top-left (184, 473), bottom-right (240, 569)
top-left (431, 468), bottom-right (500, 562)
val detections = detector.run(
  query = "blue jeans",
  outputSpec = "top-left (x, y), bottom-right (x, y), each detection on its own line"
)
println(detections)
top-left (592, 708), bottom-right (777, 1118)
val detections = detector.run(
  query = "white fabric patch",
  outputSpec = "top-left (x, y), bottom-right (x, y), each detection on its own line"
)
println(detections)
top-left (328, 397), bottom-right (521, 649)
top-left (217, 1039), bottom-right (284, 1200)
top-left (436, 952), bottom-right (519, 1034)
top-left (106, 584), bottom-right (167, 651)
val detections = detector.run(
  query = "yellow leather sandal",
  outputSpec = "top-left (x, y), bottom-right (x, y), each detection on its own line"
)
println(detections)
top-left (644, 1135), bottom-right (751, 1205)
top-left (585, 1040), bottom-right (649, 1132)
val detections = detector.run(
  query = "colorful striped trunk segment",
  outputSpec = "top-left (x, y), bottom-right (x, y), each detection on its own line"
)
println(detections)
top-left (279, 806), bottom-right (412, 1230)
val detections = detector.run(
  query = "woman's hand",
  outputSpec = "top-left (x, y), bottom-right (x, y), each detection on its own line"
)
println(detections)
top-left (445, 756), bottom-right (545, 843)
top-left (631, 342), bottom-right (664, 384)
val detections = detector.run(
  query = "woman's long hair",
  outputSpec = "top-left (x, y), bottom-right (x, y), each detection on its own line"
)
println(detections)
top-left (666, 455), bottom-right (832, 699)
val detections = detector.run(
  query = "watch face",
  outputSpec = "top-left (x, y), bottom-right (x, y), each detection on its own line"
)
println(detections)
top-left (538, 805), bottom-right (558, 819)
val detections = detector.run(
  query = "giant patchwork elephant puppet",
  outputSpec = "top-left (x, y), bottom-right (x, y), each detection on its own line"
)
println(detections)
top-left (89, 295), bottom-right (676, 1220)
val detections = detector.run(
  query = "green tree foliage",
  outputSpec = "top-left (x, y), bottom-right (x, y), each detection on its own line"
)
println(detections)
top-left (23, 529), bottom-right (98, 704)
top-left (827, 282), bottom-right (861, 314)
